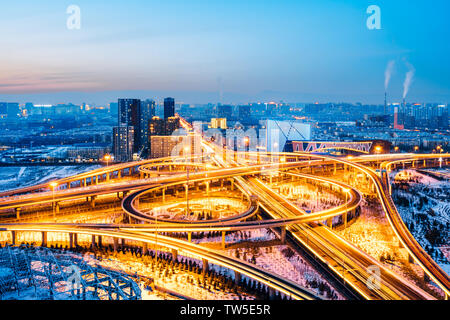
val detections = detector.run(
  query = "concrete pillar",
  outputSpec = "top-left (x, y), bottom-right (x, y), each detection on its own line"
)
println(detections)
top-left (41, 232), bottom-right (47, 247)
top-left (118, 170), bottom-right (122, 179)
top-left (15, 208), bottom-right (21, 220)
top-left (221, 231), bottom-right (226, 249)
top-left (202, 259), bottom-right (209, 275)
top-left (69, 233), bottom-right (74, 249)
top-left (327, 218), bottom-right (333, 228)
top-left (234, 271), bottom-right (241, 284)
top-left (67, 182), bottom-right (71, 189)
top-left (162, 188), bottom-right (166, 203)
top-left (89, 196), bottom-right (96, 208)
top-left (91, 235), bottom-right (96, 248)
top-left (230, 179), bottom-right (234, 190)
top-left (188, 232), bottom-right (192, 243)
top-left (106, 173), bottom-right (110, 181)
top-left (113, 238), bottom-right (118, 252)
top-left (142, 242), bottom-right (148, 254)
top-left (11, 231), bottom-right (16, 246)
top-left (171, 249), bottom-right (178, 262)
top-left (343, 211), bottom-right (348, 230)
top-left (206, 182), bottom-right (210, 196)
top-left (98, 236), bottom-right (102, 248)
top-left (280, 226), bottom-right (286, 244)
top-left (121, 238), bottom-right (126, 247)
top-left (73, 233), bottom-right (78, 247)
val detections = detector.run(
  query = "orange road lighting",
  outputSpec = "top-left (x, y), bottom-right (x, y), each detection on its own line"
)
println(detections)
top-left (280, 157), bottom-right (286, 163)
top-left (49, 182), bottom-right (58, 189)
top-left (414, 146), bottom-right (419, 151)
top-left (375, 146), bottom-right (382, 153)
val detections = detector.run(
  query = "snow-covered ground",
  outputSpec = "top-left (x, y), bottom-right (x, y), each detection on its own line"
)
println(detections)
top-left (391, 169), bottom-right (450, 276)
top-left (0, 165), bottom-right (101, 192)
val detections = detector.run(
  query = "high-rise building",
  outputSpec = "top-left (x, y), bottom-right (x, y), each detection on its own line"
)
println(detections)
top-left (164, 97), bottom-right (175, 119)
top-left (139, 99), bottom-right (156, 157)
top-left (118, 98), bottom-right (142, 153)
top-left (113, 126), bottom-right (134, 162)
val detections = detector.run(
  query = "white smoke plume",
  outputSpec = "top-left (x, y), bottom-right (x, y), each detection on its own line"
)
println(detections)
top-left (403, 62), bottom-right (415, 99)
top-left (384, 60), bottom-right (395, 91)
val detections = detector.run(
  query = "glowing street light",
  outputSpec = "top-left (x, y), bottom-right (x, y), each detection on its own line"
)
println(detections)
top-left (414, 146), bottom-right (419, 152)
top-left (104, 154), bottom-right (111, 167)
top-left (374, 146), bottom-right (382, 154)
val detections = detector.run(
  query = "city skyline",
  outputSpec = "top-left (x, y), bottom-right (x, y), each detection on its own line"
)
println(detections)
top-left (0, 0), bottom-right (449, 104)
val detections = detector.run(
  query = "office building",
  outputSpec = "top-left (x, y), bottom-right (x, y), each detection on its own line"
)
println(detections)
top-left (113, 126), bottom-right (134, 162)
top-left (164, 97), bottom-right (175, 119)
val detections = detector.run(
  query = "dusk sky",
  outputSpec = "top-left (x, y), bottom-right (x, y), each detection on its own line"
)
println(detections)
top-left (0, 0), bottom-right (449, 104)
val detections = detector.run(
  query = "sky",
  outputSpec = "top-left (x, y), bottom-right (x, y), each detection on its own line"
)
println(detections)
top-left (0, 0), bottom-right (449, 105)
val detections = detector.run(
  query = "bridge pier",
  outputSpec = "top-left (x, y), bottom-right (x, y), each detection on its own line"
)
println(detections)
top-left (206, 182), bottom-right (210, 197)
top-left (327, 218), bottom-right (333, 229)
top-left (202, 259), bottom-right (209, 276)
top-left (162, 188), bottom-right (166, 203)
top-left (171, 249), bottom-right (178, 262)
top-left (73, 233), bottom-right (78, 247)
top-left (15, 207), bottom-right (21, 220)
top-left (69, 233), bottom-right (74, 249)
top-left (142, 242), bottom-right (148, 255)
top-left (113, 238), bottom-right (118, 252)
top-left (234, 271), bottom-right (241, 284)
top-left (221, 231), bottom-right (226, 249)
top-left (188, 232), bottom-right (192, 243)
top-left (40, 231), bottom-right (47, 247)
top-left (280, 226), bottom-right (286, 244)
top-left (98, 236), bottom-right (102, 248)
top-left (89, 196), bottom-right (96, 208)
top-left (11, 231), bottom-right (16, 246)
top-left (91, 235), bottom-right (96, 249)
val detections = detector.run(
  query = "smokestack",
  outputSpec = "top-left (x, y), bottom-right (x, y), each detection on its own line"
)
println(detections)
top-left (384, 92), bottom-right (387, 115)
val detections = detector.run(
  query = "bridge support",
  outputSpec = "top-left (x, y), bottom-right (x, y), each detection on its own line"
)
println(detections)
top-left (343, 211), bottom-right (348, 230)
top-left (11, 231), bottom-right (16, 246)
top-left (162, 188), bottom-right (166, 203)
top-left (91, 235), bottom-right (96, 249)
top-left (280, 226), bottom-right (286, 244)
top-left (41, 232), bottom-right (47, 247)
top-left (221, 231), bottom-right (226, 249)
top-left (202, 259), bottom-right (209, 275)
top-left (89, 196), bottom-right (96, 208)
top-left (15, 207), bottom-right (21, 220)
top-left (113, 238), bottom-right (119, 252)
top-left (188, 232), bottom-right (192, 243)
top-left (171, 249), bottom-right (178, 262)
top-left (73, 233), bottom-right (78, 247)
top-left (408, 253), bottom-right (414, 264)
top-left (327, 218), bottom-right (333, 228)
top-left (69, 233), bottom-right (74, 249)
top-left (234, 271), bottom-right (241, 284)
top-left (142, 242), bottom-right (148, 255)
top-left (98, 236), bottom-right (102, 248)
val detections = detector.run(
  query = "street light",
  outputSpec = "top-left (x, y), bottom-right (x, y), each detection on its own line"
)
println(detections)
top-left (49, 182), bottom-right (58, 220)
top-left (104, 154), bottom-right (111, 167)
top-left (414, 146), bottom-right (419, 153)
